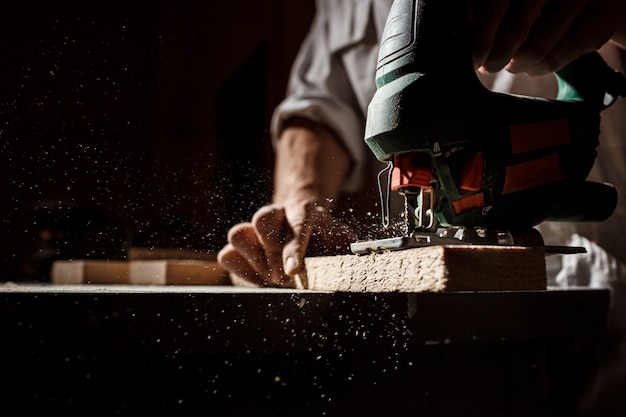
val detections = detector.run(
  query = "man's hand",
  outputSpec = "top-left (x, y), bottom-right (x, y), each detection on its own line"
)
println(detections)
top-left (217, 200), bottom-right (356, 287)
top-left (470, 0), bottom-right (626, 75)
top-left (218, 118), bottom-right (354, 287)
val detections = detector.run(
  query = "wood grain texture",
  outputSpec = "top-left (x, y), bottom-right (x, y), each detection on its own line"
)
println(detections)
top-left (51, 259), bottom-right (229, 285)
top-left (127, 247), bottom-right (217, 261)
top-left (298, 245), bottom-right (547, 292)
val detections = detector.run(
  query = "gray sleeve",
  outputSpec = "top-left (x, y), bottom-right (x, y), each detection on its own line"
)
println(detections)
top-left (270, 0), bottom-right (379, 192)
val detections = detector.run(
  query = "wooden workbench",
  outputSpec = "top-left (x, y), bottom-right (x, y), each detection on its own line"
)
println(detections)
top-left (0, 284), bottom-right (610, 417)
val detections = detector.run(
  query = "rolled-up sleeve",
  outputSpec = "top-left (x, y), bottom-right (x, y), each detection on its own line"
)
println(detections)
top-left (270, 0), bottom-right (380, 192)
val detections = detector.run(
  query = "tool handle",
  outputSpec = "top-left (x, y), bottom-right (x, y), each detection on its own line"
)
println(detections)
top-left (375, 0), bottom-right (469, 87)
top-left (556, 51), bottom-right (626, 109)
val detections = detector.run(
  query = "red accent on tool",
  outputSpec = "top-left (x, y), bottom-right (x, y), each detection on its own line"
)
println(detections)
top-left (453, 192), bottom-right (485, 214)
top-left (502, 153), bottom-right (562, 195)
top-left (391, 152), bottom-right (432, 191)
top-left (460, 151), bottom-right (483, 191)
top-left (509, 119), bottom-right (571, 155)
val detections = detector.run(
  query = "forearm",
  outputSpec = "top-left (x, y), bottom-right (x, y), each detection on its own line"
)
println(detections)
top-left (611, 6), bottom-right (626, 49)
top-left (272, 117), bottom-right (351, 208)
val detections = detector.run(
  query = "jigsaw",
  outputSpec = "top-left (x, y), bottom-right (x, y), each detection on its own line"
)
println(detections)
top-left (351, 0), bottom-right (626, 255)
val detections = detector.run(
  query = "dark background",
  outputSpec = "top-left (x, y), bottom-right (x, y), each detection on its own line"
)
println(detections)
top-left (0, 1), bottom-right (315, 281)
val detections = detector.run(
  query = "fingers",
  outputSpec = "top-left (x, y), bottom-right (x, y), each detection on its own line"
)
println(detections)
top-left (218, 222), bottom-right (269, 282)
top-left (478, 0), bottom-right (545, 73)
top-left (511, 5), bottom-right (613, 74)
top-left (228, 223), bottom-right (267, 276)
top-left (218, 203), bottom-right (308, 287)
top-left (217, 242), bottom-right (266, 287)
top-left (469, 0), bottom-right (510, 69)
top-left (504, 0), bottom-right (577, 73)
top-left (252, 205), bottom-right (292, 284)
top-left (470, 0), bottom-right (616, 75)
top-left (283, 202), bottom-right (324, 276)
top-left (218, 202), bottom-right (357, 288)
top-left (470, 0), bottom-right (545, 72)
top-left (282, 203), bottom-right (335, 276)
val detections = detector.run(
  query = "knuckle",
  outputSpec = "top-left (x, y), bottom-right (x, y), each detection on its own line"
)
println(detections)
top-left (227, 223), bottom-right (253, 243)
top-left (251, 204), bottom-right (281, 225)
top-left (516, 43), bottom-right (550, 65)
top-left (216, 245), bottom-right (231, 266)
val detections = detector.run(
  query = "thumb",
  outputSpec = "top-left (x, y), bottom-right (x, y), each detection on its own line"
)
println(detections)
top-left (281, 202), bottom-right (320, 276)
top-left (282, 204), bottom-right (358, 276)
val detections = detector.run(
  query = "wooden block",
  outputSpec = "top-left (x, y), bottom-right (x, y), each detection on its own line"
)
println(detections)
top-left (51, 260), bottom-right (130, 285)
top-left (51, 259), bottom-right (229, 285)
top-left (127, 247), bottom-right (217, 261)
top-left (129, 260), bottom-right (229, 285)
top-left (296, 245), bottom-right (547, 292)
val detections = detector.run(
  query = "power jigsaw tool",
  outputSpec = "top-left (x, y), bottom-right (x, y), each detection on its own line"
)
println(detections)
top-left (351, 0), bottom-right (626, 255)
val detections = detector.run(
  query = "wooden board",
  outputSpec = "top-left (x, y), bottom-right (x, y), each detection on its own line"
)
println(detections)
top-left (0, 287), bottom-right (610, 416)
top-left (51, 259), bottom-right (229, 285)
top-left (296, 245), bottom-right (547, 292)
top-left (127, 246), bottom-right (217, 261)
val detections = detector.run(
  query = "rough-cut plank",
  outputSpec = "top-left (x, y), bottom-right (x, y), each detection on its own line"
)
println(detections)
top-left (51, 260), bottom-right (229, 285)
top-left (129, 260), bottom-right (229, 285)
top-left (51, 260), bottom-right (130, 285)
top-left (297, 245), bottom-right (547, 292)
top-left (127, 247), bottom-right (217, 261)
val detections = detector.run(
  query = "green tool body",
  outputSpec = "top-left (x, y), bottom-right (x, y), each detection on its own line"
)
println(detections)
top-left (363, 0), bottom-right (625, 233)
